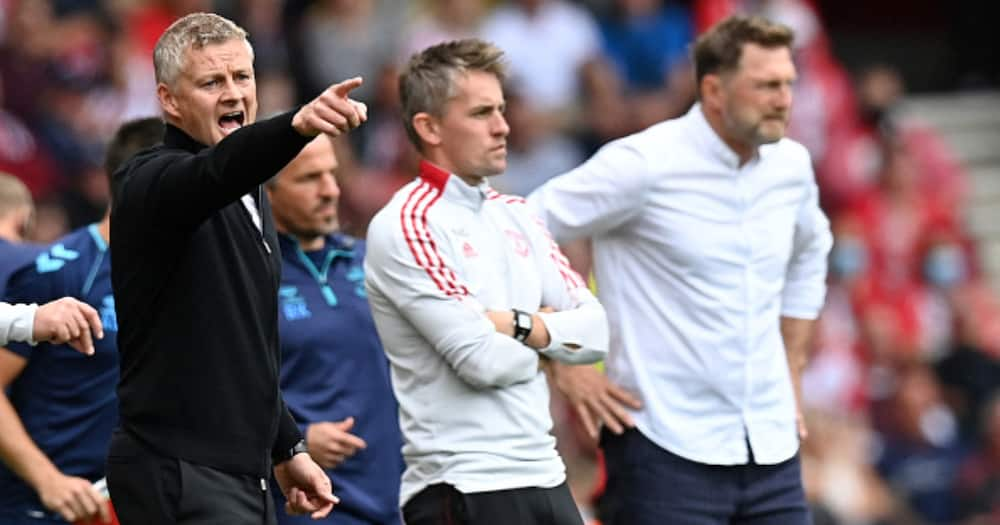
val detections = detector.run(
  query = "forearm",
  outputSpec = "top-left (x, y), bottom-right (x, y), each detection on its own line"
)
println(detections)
top-left (451, 326), bottom-right (541, 388)
top-left (129, 111), bottom-right (311, 228)
top-left (537, 300), bottom-right (608, 364)
top-left (780, 316), bottom-right (815, 390)
top-left (488, 303), bottom-right (608, 365)
top-left (0, 391), bottom-right (61, 492)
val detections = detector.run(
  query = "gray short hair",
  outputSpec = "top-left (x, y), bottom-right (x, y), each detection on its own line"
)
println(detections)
top-left (153, 12), bottom-right (253, 86)
top-left (398, 39), bottom-right (508, 151)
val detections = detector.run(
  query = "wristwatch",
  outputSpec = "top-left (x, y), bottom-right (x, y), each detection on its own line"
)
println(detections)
top-left (512, 308), bottom-right (533, 343)
top-left (275, 439), bottom-right (309, 465)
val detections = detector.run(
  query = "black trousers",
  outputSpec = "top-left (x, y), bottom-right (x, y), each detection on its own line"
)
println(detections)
top-left (402, 482), bottom-right (583, 525)
top-left (106, 430), bottom-right (277, 525)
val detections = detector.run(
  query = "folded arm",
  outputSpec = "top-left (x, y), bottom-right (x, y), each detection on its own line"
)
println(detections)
top-left (365, 221), bottom-right (540, 390)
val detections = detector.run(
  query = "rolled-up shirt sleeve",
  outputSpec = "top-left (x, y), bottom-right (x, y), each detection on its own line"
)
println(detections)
top-left (365, 214), bottom-right (540, 390)
top-left (781, 166), bottom-right (833, 319)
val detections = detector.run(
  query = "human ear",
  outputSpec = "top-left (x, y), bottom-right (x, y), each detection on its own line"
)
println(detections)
top-left (412, 112), bottom-right (441, 148)
top-left (700, 74), bottom-right (725, 112)
top-left (157, 83), bottom-right (182, 121)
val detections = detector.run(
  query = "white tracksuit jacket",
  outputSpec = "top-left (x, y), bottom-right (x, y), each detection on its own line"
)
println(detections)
top-left (364, 161), bottom-right (609, 506)
top-left (0, 302), bottom-right (35, 346)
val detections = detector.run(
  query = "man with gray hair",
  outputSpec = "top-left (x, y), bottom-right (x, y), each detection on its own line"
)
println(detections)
top-left (107, 12), bottom-right (366, 525)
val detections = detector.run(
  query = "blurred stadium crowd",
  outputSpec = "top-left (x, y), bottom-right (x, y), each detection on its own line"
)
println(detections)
top-left (1, 0), bottom-right (998, 524)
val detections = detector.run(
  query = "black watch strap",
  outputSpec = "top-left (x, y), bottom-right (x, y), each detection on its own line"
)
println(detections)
top-left (276, 439), bottom-right (308, 465)
top-left (512, 309), bottom-right (532, 343)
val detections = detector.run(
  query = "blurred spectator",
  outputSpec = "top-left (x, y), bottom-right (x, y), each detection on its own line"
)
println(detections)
top-left (328, 129), bottom-right (409, 239)
top-left (228, 0), bottom-right (289, 75)
top-left (295, 0), bottom-right (405, 104)
top-left (0, 77), bottom-right (60, 199)
top-left (800, 410), bottom-right (910, 525)
top-left (0, 0), bottom-right (56, 121)
top-left (403, 0), bottom-right (486, 56)
top-left (480, 0), bottom-right (603, 133)
top-left (803, 217), bottom-right (871, 416)
top-left (29, 200), bottom-right (69, 243)
top-left (0, 173), bottom-right (41, 298)
top-left (820, 65), bottom-right (969, 214)
top-left (873, 364), bottom-right (967, 524)
top-left (845, 136), bottom-right (954, 293)
top-left (493, 86), bottom-right (583, 196)
top-left (595, 0), bottom-right (695, 128)
top-left (574, 58), bottom-right (632, 155)
top-left (956, 394), bottom-right (1000, 523)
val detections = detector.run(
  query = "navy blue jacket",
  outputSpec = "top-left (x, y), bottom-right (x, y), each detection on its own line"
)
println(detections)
top-left (273, 233), bottom-right (402, 525)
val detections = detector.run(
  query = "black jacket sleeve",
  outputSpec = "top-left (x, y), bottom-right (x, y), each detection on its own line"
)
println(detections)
top-left (272, 397), bottom-right (305, 464)
top-left (122, 110), bottom-right (311, 232)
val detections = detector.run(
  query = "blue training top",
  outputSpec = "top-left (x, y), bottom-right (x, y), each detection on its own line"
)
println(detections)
top-left (0, 224), bottom-right (119, 515)
top-left (0, 238), bottom-right (42, 298)
top-left (273, 232), bottom-right (403, 525)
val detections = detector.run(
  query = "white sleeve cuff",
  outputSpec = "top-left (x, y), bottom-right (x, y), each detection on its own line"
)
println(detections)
top-left (7, 303), bottom-right (38, 345)
top-left (536, 305), bottom-right (608, 365)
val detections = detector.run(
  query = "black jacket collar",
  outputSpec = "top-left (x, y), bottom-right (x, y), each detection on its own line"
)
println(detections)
top-left (164, 123), bottom-right (208, 153)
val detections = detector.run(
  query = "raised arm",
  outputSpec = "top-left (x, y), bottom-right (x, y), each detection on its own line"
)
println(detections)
top-left (117, 78), bottom-right (367, 232)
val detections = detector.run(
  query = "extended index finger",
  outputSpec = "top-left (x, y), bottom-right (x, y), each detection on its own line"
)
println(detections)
top-left (330, 76), bottom-right (363, 98)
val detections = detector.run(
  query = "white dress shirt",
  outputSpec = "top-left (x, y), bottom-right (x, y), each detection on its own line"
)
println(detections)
top-left (527, 104), bottom-right (833, 465)
top-left (0, 302), bottom-right (36, 346)
top-left (365, 161), bottom-right (608, 505)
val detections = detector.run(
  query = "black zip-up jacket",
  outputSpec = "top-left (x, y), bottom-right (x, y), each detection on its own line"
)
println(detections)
top-left (110, 111), bottom-right (310, 476)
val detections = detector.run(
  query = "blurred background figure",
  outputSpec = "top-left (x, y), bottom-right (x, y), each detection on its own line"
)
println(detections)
top-left (0, 116), bottom-right (163, 525)
top-left (0, 173), bottom-right (40, 298)
top-left (267, 135), bottom-right (404, 525)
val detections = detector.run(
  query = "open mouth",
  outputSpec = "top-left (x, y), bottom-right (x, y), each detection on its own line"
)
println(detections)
top-left (218, 111), bottom-right (245, 134)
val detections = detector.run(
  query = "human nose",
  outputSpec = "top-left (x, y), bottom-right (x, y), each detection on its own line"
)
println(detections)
top-left (775, 83), bottom-right (793, 110)
top-left (220, 77), bottom-right (240, 104)
top-left (319, 173), bottom-right (340, 199)
top-left (492, 113), bottom-right (510, 137)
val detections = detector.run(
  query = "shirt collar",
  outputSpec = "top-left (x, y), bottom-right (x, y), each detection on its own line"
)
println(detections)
top-left (277, 232), bottom-right (355, 258)
top-left (418, 160), bottom-right (490, 211)
top-left (685, 103), bottom-right (744, 170)
top-left (163, 123), bottom-right (207, 153)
